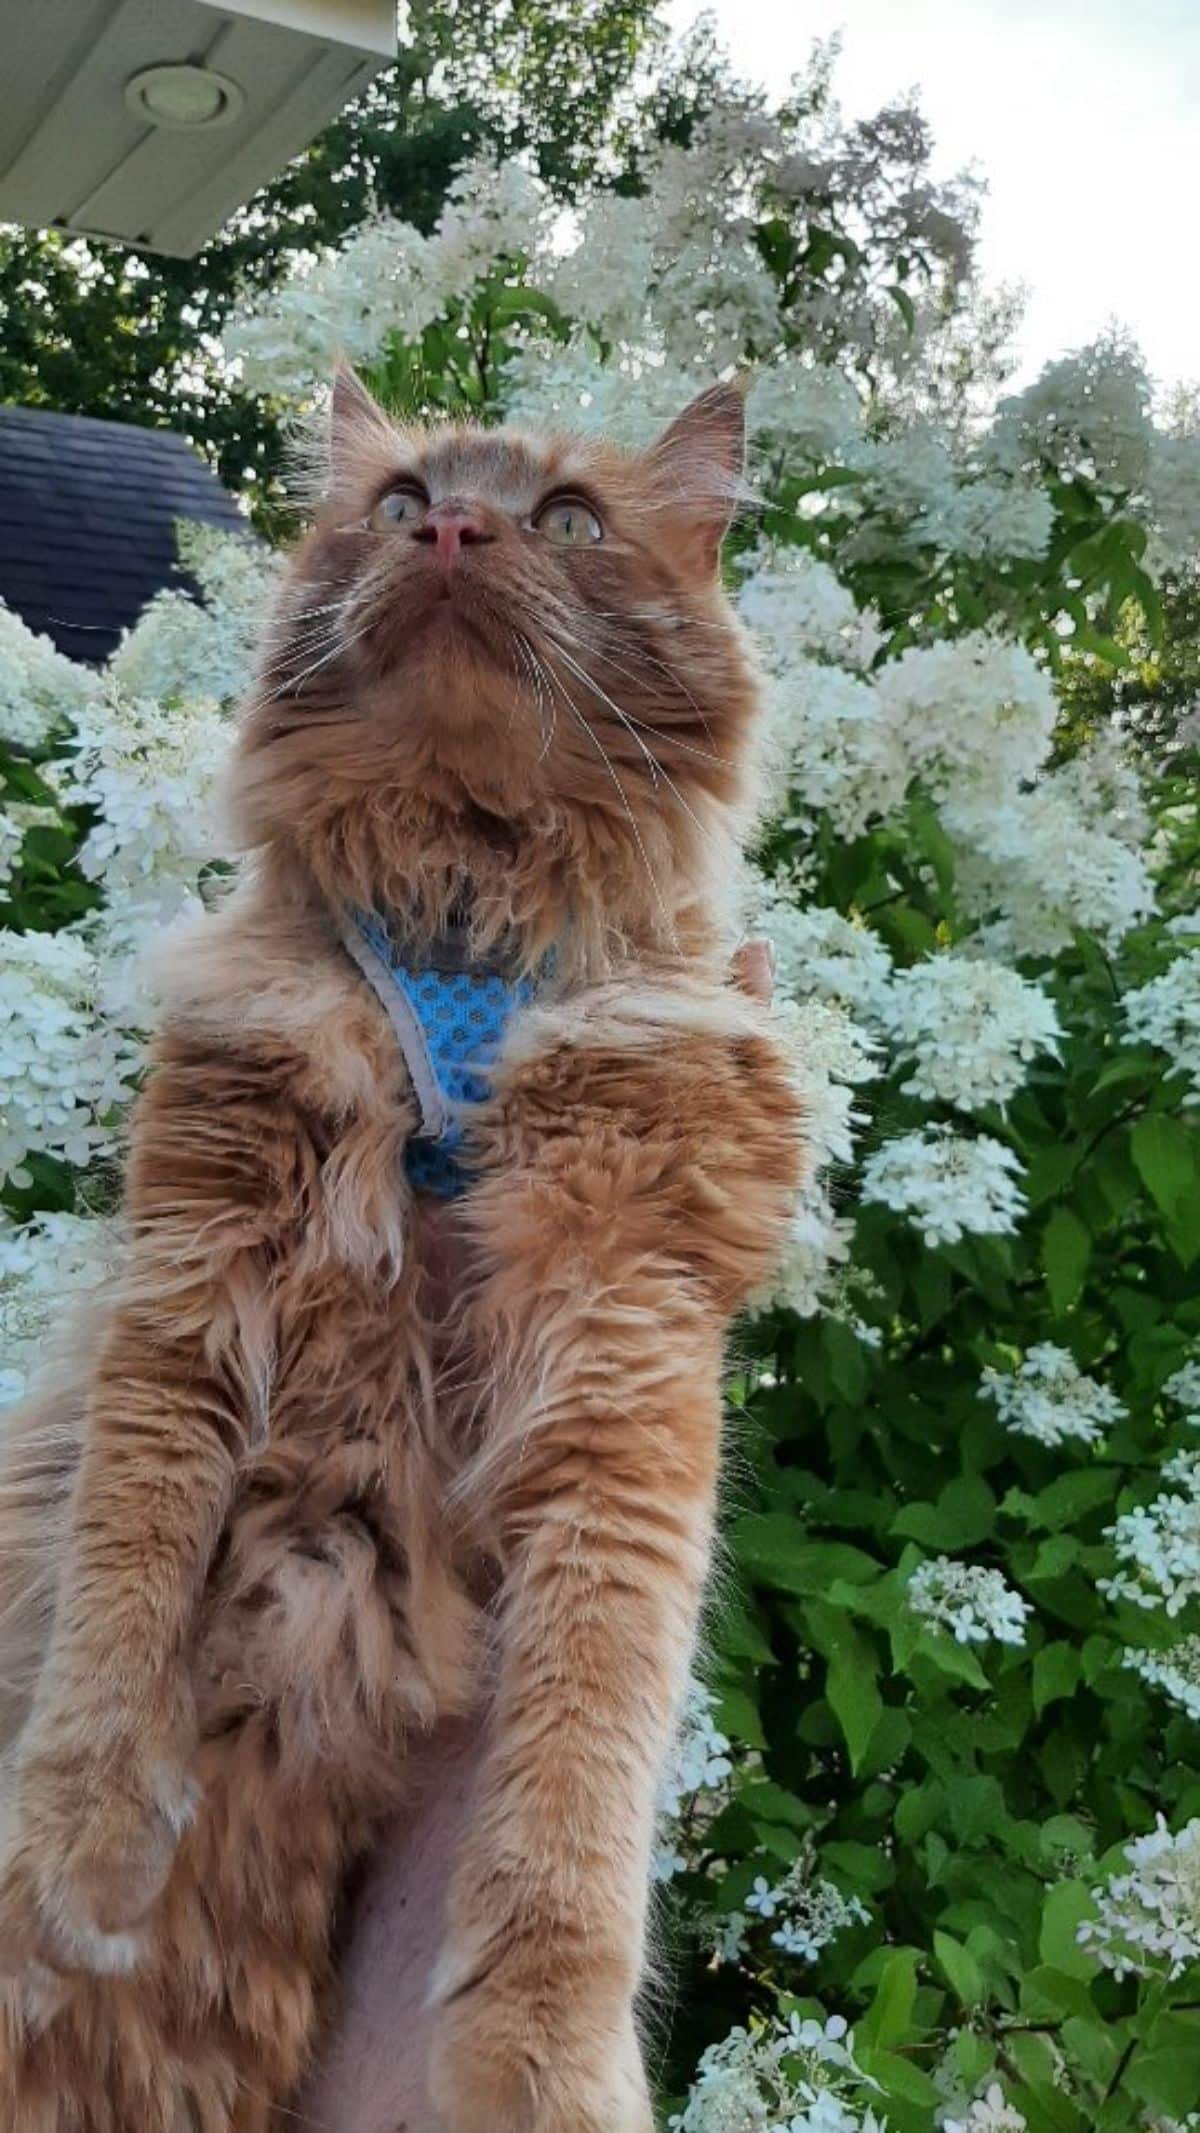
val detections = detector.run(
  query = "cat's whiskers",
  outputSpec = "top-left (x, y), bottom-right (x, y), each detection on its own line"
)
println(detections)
top-left (562, 635), bottom-right (732, 767)
top-left (549, 645), bottom-right (719, 859)
top-left (539, 658), bottom-right (675, 941)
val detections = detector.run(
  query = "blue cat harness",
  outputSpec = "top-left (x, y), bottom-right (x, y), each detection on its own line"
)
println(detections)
top-left (337, 905), bottom-right (537, 1199)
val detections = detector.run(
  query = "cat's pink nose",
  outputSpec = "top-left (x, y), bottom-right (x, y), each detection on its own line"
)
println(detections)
top-left (415, 501), bottom-right (493, 567)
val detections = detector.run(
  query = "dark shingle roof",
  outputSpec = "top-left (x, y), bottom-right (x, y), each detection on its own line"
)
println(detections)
top-left (0, 406), bottom-right (248, 665)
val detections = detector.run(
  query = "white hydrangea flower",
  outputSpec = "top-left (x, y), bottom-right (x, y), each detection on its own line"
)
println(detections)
top-left (766, 661), bottom-right (909, 837)
top-left (907, 1557), bottom-right (1032, 1647)
top-left (227, 216), bottom-right (440, 397)
top-left (0, 1210), bottom-right (116, 1403)
top-left (1148, 430), bottom-right (1200, 568)
top-left (750, 998), bottom-right (874, 1320)
top-left (773, 996), bottom-right (877, 1171)
top-left (854, 426), bottom-right (958, 524)
top-left (980, 1344), bottom-right (1125, 1450)
top-left (1101, 1460), bottom-right (1200, 1616)
top-left (942, 781), bottom-right (1156, 959)
top-left (0, 803), bottom-right (62, 891)
top-left (653, 228), bottom-right (782, 371)
top-left (0, 929), bottom-right (140, 1187)
top-left (749, 881), bottom-right (894, 1020)
top-left (1123, 1636), bottom-right (1200, 1723)
top-left (872, 633), bottom-right (1058, 799)
top-left (880, 956), bottom-right (1060, 1110)
top-left (502, 338), bottom-right (703, 446)
top-left (1053, 728), bottom-right (1150, 852)
top-left (548, 192), bottom-right (658, 346)
top-left (1164, 1360), bottom-right (1200, 1418)
top-left (911, 478), bottom-right (1053, 562)
top-left (0, 602), bottom-right (92, 751)
top-left (743, 1853), bottom-right (870, 1961)
top-left (432, 155), bottom-right (553, 304)
top-left (1079, 1816), bottom-right (1200, 1979)
top-left (671, 2012), bottom-right (884, 2133)
top-left (110, 524), bottom-right (277, 706)
top-left (747, 362), bottom-right (865, 461)
top-left (943, 2084), bottom-right (1028, 2133)
top-left (860, 1126), bottom-right (1025, 1248)
top-left (1123, 951), bottom-right (1200, 1102)
top-left (739, 551), bottom-right (867, 669)
top-left (653, 1679), bottom-right (735, 1883)
top-left (62, 688), bottom-right (230, 932)
top-left (989, 336), bottom-right (1154, 495)
top-left (758, 1185), bottom-right (855, 1321)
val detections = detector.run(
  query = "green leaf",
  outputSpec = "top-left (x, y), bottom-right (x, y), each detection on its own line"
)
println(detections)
top-left (1038, 1881), bottom-right (1099, 1980)
top-left (857, 1946), bottom-right (918, 2048)
top-left (1131, 1113), bottom-right (1198, 1225)
top-left (892, 1476), bottom-right (996, 1550)
top-left (1042, 1207), bottom-right (1092, 1316)
top-left (934, 1928), bottom-right (985, 2007)
top-left (733, 1518), bottom-right (881, 1595)
top-left (827, 1644), bottom-right (885, 1774)
top-left (1033, 1644), bottom-right (1083, 1716)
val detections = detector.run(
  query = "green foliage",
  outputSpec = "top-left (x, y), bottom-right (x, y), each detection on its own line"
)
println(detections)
top-left (657, 747), bottom-right (1200, 2118)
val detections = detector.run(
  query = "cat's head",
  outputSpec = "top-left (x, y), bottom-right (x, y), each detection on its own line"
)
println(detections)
top-left (237, 368), bottom-right (762, 959)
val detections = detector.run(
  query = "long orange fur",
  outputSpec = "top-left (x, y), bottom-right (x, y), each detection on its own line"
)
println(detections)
top-left (0, 369), bottom-right (804, 2131)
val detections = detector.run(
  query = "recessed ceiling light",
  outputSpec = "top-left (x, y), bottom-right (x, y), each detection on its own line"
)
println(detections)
top-left (125, 64), bottom-right (245, 132)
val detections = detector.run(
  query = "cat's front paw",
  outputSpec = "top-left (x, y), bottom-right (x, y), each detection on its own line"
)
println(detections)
top-left (0, 1720), bottom-right (197, 1976)
top-left (428, 1942), bottom-right (652, 2133)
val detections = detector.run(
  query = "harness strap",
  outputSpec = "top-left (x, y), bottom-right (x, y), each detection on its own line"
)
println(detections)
top-left (337, 904), bottom-right (537, 1199)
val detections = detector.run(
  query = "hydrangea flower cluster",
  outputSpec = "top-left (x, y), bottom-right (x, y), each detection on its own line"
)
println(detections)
top-left (1123, 951), bottom-right (1200, 1102)
top-left (1078, 1816), bottom-right (1200, 1980)
top-left (1164, 1360), bottom-right (1200, 1420)
top-left (942, 2085), bottom-right (1028, 2133)
top-left (754, 997), bottom-right (877, 1318)
top-left (1101, 1461), bottom-right (1200, 1616)
top-left (109, 522), bottom-right (278, 707)
top-left (880, 957), bottom-right (1061, 1111)
top-left (907, 1557), bottom-right (1032, 1647)
top-left (670, 2013), bottom-right (886, 2133)
top-left (63, 689), bottom-right (230, 940)
top-left (743, 1854), bottom-right (871, 1961)
top-left (941, 779), bottom-right (1156, 959)
top-left (1123, 1635), bottom-right (1200, 1723)
top-left (870, 633), bottom-right (1058, 801)
top-left (0, 602), bottom-right (92, 750)
top-left (750, 880), bottom-right (894, 1021)
top-left (0, 929), bottom-right (140, 1189)
top-left (654, 1681), bottom-right (736, 1883)
top-left (980, 1344), bottom-right (1126, 1450)
top-left (0, 1211), bottom-right (116, 1403)
top-left (860, 1127), bottom-right (1026, 1248)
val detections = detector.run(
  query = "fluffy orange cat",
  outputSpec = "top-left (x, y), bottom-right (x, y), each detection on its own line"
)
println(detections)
top-left (0, 370), bottom-right (803, 2131)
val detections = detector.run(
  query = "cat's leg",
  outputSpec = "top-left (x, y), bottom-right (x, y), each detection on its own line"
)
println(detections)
top-left (0, 1313), bottom-right (474, 2133)
top-left (0, 1030), bottom-right (411, 1978)
top-left (428, 1013), bottom-right (803, 2133)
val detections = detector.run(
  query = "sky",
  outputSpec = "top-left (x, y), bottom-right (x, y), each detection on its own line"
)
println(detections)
top-left (665, 0), bottom-right (1199, 391)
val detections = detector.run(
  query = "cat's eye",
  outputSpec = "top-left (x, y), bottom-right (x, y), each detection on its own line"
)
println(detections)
top-left (533, 495), bottom-right (604, 547)
top-left (372, 484), bottom-right (429, 529)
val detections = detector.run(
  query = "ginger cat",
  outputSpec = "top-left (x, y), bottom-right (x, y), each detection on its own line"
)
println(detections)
top-left (0, 369), bottom-right (803, 2132)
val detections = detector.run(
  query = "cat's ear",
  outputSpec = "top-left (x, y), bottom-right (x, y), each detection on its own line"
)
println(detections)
top-left (644, 377), bottom-right (749, 576)
top-left (326, 360), bottom-right (395, 498)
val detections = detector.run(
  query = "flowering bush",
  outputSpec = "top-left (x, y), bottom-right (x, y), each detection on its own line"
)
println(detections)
top-left (3, 49), bottom-right (1200, 2133)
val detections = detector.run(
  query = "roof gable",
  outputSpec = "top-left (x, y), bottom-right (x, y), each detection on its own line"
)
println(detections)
top-left (0, 405), bottom-right (248, 664)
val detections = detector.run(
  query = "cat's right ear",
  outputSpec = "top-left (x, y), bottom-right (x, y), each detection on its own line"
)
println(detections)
top-left (326, 360), bottom-right (394, 501)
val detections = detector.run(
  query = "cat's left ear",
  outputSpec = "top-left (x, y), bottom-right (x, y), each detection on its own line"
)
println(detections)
top-left (326, 359), bottom-right (396, 500)
top-left (644, 377), bottom-right (749, 577)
